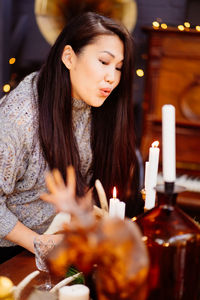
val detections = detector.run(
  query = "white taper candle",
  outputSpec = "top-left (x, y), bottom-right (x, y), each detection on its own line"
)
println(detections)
top-left (149, 142), bottom-right (160, 188)
top-left (162, 105), bottom-right (176, 182)
top-left (144, 161), bottom-right (150, 191)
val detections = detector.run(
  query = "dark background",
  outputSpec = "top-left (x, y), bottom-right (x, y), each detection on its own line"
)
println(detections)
top-left (0, 0), bottom-right (199, 141)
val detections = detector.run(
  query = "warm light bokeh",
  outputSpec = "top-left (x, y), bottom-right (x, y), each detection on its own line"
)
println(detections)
top-left (161, 23), bottom-right (167, 29)
top-left (196, 26), bottom-right (200, 32)
top-left (152, 21), bottom-right (159, 28)
top-left (136, 69), bottom-right (144, 77)
top-left (178, 25), bottom-right (184, 31)
top-left (184, 22), bottom-right (190, 28)
top-left (3, 84), bottom-right (11, 93)
top-left (9, 57), bottom-right (16, 64)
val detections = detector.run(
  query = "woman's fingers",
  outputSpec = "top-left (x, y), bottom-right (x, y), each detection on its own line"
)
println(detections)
top-left (77, 187), bottom-right (93, 211)
top-left (45, 172), bottom-right (58, 194)
top-left (52, 169), bottom-right (65, 189)
top-left (41, 192), bottom-right (75, 212)
top-left (93, 205), bottom-right (104, 218)
top-left (45, 167), bottom-right (76, 196)
top-left (93, 205), bottom-right (109, 218)
top-left (40, 193), bottom-right (57, 204)
top-left (66, 166), bottom-right (76, 196)
top-left (45, 168), bottom-right (68, 195)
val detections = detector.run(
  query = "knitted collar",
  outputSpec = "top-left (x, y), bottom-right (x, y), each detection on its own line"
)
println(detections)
top-left (72, 97), bottom-right (91, 111)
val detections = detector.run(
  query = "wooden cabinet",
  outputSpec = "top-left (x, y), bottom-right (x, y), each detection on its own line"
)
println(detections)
top-left (141, 27), bottom-right (200, 215)
top-left (141, 27), bottom-right (200, 176)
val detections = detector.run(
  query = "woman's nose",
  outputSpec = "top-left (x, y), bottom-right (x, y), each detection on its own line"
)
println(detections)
top-left (104, 68), bottom-right (115, 84)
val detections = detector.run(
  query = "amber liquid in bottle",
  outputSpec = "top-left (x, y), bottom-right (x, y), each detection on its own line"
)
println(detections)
top-left (136, 184), bottom-right (200, 300)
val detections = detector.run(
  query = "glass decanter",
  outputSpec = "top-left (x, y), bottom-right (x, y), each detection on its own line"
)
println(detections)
top-left (135, 183), bottom-right (200, 300)
top-left (47, 218), bottom-right (150, 300)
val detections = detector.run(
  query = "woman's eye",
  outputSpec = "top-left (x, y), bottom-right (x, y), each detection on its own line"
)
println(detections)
top-left (99, 60), bottom-right (108, 65)
top-left (116, 67), bottom-right (122, 71)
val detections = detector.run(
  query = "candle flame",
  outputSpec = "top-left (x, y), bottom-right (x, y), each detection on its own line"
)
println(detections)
top-left (113, 186), bottom-right (117, 198)
top-left (152, 141), bottom-right (159, 148)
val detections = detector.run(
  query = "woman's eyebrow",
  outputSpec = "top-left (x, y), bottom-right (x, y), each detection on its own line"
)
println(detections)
top-left (99, 51), bottom-right (124, 62)
top-left (99, 50), bottom-right (115, 58)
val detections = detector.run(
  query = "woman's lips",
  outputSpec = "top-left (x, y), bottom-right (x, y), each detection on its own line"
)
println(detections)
top-left (99, 88), bottom-right (112, 97)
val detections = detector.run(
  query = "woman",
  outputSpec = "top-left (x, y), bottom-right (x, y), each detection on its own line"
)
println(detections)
top-left (0, 12), bottom-right (143, 263)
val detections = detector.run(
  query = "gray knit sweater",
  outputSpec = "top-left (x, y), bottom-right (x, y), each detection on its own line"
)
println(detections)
top-left (0, 72), bottom-right (92, 247)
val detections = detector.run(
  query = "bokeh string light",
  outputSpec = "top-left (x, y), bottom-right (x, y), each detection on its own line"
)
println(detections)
top-left (9, 57), bottom-right (16, 64)
top-left (152, 21), bottom-right (159, 29)
top-left (184, 22), bottom-right (190, 28)
top-left (196, 26), bottom-right (200, 32)
top-left (3, 84), bottom-right (11, 93)
top-left (161, 23), bottom-right (167, 29)
top-left (178, 25), bottom-right (184, 31)
top-left (1, 58), bottom-right (17, 93)
top-left (151, 19), bottom-right (200, 32)
top-left (136, 69), bottom-right (144, 77)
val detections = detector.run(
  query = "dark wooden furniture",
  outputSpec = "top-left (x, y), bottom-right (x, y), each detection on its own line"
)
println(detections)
top-left (141, 26), bottom-right (200, 215)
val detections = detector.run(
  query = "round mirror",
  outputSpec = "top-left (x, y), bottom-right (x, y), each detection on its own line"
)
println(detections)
top-left (35, 0), bottom-right (138, 45)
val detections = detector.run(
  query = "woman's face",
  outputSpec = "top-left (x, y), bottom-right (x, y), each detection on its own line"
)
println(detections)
top-left (63, 34), bottom-right (124, 107)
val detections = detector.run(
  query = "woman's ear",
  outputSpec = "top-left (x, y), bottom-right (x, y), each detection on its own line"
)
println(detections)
top-left (62, 45), bottom-right (75, 70)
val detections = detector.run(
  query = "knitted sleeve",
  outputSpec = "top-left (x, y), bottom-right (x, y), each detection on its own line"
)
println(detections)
top-left (0, 126), bottom-right (27, 237)
top-left (0, 72), bottom-right (37, 238)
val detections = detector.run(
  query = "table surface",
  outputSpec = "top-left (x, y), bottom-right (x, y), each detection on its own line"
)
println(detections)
top-left (0, 251), bottom-right (62, 299)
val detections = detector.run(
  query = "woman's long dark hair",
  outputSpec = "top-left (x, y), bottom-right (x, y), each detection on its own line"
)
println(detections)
top-left (37, 12), bottom-right (137, 210)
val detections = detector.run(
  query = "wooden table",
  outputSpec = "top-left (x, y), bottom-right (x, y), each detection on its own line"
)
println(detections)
top-left (0, 251), bottom-right (62, 299)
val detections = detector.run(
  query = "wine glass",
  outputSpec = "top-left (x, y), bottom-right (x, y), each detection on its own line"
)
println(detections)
top-left (34, 236), bottom-right (55, 291)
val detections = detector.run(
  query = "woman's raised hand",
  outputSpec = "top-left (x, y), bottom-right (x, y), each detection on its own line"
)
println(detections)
top-left (41, 166), bottom-right (109, 220)
top-left (40, 166), bottom-right (77, 213)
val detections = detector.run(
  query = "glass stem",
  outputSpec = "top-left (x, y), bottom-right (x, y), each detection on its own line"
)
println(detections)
top-left (45, 272), bottom-right (52, 290)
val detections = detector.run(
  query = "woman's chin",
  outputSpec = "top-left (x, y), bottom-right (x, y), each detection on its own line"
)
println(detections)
top-left (90, 96), bottom-right (107, 107)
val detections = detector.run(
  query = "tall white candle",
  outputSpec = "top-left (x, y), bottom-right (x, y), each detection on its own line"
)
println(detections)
top-left (144, 141), bottom-right (160, 210)
top-left (149, 141), bottom-right (160, 188)
top-left (145, 188), bottom-right (156, 210)
top-left (144, 161), bottom-right (150, 191)
top-left (59, 284), bottom-right (89, 300)
top-left (162, 105), bottom-right (176, 182)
